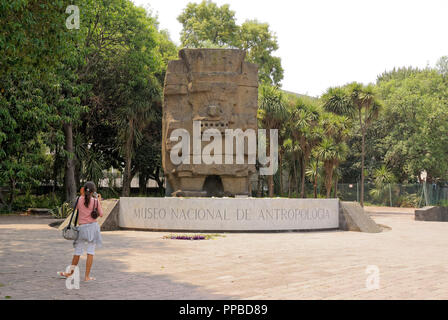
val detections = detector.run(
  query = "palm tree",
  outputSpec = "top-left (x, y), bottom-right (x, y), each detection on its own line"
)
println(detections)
top-left (258, 85), bottom-right (288, 197)
top-left (287, 99), bottom-right (322, 198)
top-left (317, 138), bottom-right (349, 198)
top-left (305, 160), bottom-right (322, 198)
top-left (332, 167), bottom-right (342, 198)
top-left (319, 113), bottom-right (350, 197)
top-left (113, 62), bottom-right (161, 197)
top-left (282, 138), bottom-right (301, 197)
top-left (322, 83), bottom-right (381, 206)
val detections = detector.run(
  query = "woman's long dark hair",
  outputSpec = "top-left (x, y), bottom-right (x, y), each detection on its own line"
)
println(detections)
top-left (84, 181), bottom-right (96, 208)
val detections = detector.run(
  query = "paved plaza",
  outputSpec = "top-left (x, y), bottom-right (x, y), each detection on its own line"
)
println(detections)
top-left (1, 207), bottom-right (447, 300)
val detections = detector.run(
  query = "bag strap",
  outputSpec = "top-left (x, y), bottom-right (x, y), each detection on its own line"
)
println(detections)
top-left (67, 196), bottom-right (80, 229)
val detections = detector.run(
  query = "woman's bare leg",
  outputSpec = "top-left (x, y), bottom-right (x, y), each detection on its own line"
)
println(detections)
top-left (85, 254), bottom-right (94, 281)
top-left (59, 255), bottom-right (80, 277)
top-left (71, 255), bottom-right (80, 267)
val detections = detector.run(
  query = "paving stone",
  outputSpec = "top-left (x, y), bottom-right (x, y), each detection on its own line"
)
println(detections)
top-left (1, 209), bottom-right (448, 299)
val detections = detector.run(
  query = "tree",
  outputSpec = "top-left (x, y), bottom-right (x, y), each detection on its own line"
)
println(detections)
top-left (374, 68), bottom-right (448, 183)
top-left (436, 56), bottom-right (448, 76)
top-left (323, 83), bottom-right (381, 206)
top-left (239, 20), bottom-right (284, 85)
top-left (178, 0), bottom-right (283, 85)
top-left (177, 0), bottom-right (239, 48)
top-left (61, 0), bottom-right (169, 197)
top-left (0, 0), bottom-right (75, 208)
top-left (319, 113), bottom-right (350, 197)
top-left (286, 97), bottom-right (322, 198)
top-left (0, 0), bottom-right (178, 210)
top-left (258, 85), bottom-right (288, 197)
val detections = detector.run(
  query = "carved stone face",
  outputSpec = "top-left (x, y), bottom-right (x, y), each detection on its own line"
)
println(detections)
top-left (207, 105), bottom-right (220, 117)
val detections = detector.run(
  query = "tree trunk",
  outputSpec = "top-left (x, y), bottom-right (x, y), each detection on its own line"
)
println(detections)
top-left (278, 151), bottom-right (283, 195)
top-left (325, 162), bottom-right (334, 198)
top-left (150, 167), bottom-right (165, 195)
top-left (314, 158), bottom-right (319, 198)
top-left (268, 174), bottom-right (274, 197)
top-left (0, 187), bottom-right (6, 209)
top-left (8, 179), bottom-right (16, 211)
top-left (138, 174), bottom-right (147, 195)
top-left (300, 157), bottom-right (307, 198)
top-left (74, 157), bottom-right (81, 191)
top-left (64, 122), bottom-right (77, 205)
top-left (267, 131), bottom-right (274, 197)
top-left (292, 154), bottom-right (298, 195)
top-left (288, 171), bottom-right (292, 198)
top-left (52, 145), bottom-right (59, 192)
top-left (359, 108), bottom-right (365, 207)
top-left (333, 176), bottom-right (338, 198)
top-left (122, 118), bottom-right (134, 197)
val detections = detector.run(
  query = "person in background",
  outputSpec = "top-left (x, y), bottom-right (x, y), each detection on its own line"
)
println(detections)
top-left (57, 181), bottom-right (103, 281)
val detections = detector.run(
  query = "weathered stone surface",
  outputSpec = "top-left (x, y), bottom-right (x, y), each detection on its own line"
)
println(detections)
top-left (58, 199), bottom-right (120, 231)
top-left (118, 197), bottom-right (339, 231)
top-left (415, 206), bottom-right (448, 221)
top-left (339, 201), bottom-right (382, 233)
top-left (162, 49), bottom-right (258, 197)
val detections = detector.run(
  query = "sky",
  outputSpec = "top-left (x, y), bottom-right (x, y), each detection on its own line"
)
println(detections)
top-left (132, 0), bottom-right (448, 97)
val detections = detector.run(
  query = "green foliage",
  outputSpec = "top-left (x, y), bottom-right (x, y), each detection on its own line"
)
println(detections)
top-left (397, 193), bottom-right (421, 208)
top-left (3, 0), bottom-right (448, 206)
top-left (322, 82), bottom-right (382, 205)
top-left (258, 85), bottom-right (288, 128)
top-left (7, 192), bottom-right (63, 212)
top-left (239, 20), bottom-right (283, 85)
top-left (51, 202), bottom-right (73, 219)
top-left (439, 199), bottom-right (448, 207)
top-left (0, 0), bottom-right (76, 209)
top-left (369, 166), bottom-right (395, 206)
top-left (375, 69), bottom-right (448, 182)
top-left (0, 0), bottom-right (177, 210)
top-left (178, 0), bottom-right (239, 48)
top-left (435, 56), bottom-right (448, 76)
top-left (178, 0), bottom-right (283, 85)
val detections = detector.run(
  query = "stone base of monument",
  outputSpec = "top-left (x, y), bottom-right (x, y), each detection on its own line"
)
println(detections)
top-left (118, 197), bottom-right (342, 232)
top-left (415, 206), bottom-right (448, 221)
top-left (339, 201), bottom-right (382, 233)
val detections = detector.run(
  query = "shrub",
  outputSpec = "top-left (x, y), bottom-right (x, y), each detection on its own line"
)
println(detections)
top-left (397, 193), bottom-right (421, 208)
top-left (10, 192), bottom-right (63, 212)
top-left (51, 202), bottom-right (73, 219)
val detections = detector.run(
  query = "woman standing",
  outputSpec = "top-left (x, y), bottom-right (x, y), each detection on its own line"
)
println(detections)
top-left (58, 181), bottom-right (103, 281)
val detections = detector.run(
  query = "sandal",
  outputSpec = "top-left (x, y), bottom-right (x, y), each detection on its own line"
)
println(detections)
top-left (84, 276), bottom-right (96, 282)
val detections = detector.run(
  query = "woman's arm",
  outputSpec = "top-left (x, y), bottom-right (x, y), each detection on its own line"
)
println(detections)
top-left (97, 197), bottom-right (104, 217)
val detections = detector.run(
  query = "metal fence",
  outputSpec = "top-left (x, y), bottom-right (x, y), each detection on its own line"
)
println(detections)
top-left (336, 183), bottom-right (448, 208)
top-left (251, 179), bottom-right (448, 208)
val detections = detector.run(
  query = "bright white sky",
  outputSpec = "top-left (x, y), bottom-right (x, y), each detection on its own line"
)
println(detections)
top-left (132, 0), bottom-right (448, 97)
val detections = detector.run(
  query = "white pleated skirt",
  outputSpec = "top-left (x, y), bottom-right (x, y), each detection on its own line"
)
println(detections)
top-left (73, 222), bottom-right (103, 248)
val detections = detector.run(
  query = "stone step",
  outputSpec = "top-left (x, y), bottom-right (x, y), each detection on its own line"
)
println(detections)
top-left (339, 201), bottom-right (382, 233)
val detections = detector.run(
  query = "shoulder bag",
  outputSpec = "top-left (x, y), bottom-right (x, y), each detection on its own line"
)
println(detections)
top-left (91, 198), bottom-right (99, 219)
top-left (62, 197), bottom-right (80, 240)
